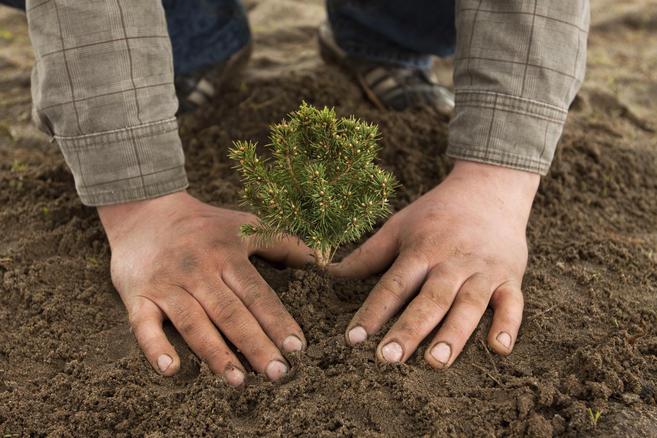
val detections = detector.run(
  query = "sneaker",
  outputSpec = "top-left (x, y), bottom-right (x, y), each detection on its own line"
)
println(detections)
top-left (318, 22), bottom-right (454, 115)
top-left (174, 41), bottom-right (253, 113)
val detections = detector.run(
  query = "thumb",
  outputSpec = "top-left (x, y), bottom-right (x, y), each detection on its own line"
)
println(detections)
top-left (328, 224), bottom-right (399, 278)
top-left (253, 235), bottom-right (314, 268)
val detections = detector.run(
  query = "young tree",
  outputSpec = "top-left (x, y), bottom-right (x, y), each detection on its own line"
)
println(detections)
top-left (229, 102), bottom-right (397, 268)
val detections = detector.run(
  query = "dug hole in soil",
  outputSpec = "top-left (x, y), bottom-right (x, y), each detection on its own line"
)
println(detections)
top-left (1, 0), bottom-right (656, 436)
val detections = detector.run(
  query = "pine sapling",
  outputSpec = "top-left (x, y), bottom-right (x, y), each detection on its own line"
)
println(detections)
top-left (229, 102), bottom-right (397, 268)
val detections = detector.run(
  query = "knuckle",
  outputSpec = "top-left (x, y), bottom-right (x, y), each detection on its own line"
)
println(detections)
top-left (377, 275), bottom-right (406, 305)
top-left (249, 294), bottom-right (281, 317)
top-left (214, 299), bottom-right (242, 327)
top-left (241, 275), bottom-right (264, 300)
top-left (128, 298), bottom-right (155, 328)
top-left (422, 287), bottom-right (452, 315)
top-left (175, 308), bottom-right (198, 336)
top-left (493, 283), bottom-right (524, 307)
top-left (382, 273), bottom-right (405, 294)
top-left (458, 284), bottom-right (489, 308)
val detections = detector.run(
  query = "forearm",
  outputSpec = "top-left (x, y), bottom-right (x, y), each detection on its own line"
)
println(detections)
top-left (449, 0), bottom-right (590, 175)
top-left (26, 0), bottom-right (187, 205)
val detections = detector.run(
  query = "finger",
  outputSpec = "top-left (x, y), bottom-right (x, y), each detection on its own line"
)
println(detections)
top-left (192, 278), bottom-right (289, 381)
top-left (328, 222), bottom-right (399, 278)
top-left (487, 282), bottom-right (524, 355)
top-left (253, 235), bottom-right (314, 268)
top-left (376, 266), bottom-right (462, 363)
top-left (128, 296), bottom-right (180, 376)
top-left (345, 253), bottom-right (428, 345)
top-left (424, 274), bottom-right (493, 369)
top-left (223, 260), bottom-right (306, 352)
top-left (158, 287), bottom-right (247, 386)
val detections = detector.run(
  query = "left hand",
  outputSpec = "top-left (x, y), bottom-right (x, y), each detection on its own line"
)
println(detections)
top-left (329, 160), bottom-right (540, 368)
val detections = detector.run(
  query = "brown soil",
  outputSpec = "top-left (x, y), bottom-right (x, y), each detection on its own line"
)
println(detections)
top-left (1, 1), bottom-right (656, 436)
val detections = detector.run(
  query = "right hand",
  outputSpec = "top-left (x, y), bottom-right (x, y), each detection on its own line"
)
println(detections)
top-left (97, 191), bottom-right (313, 386)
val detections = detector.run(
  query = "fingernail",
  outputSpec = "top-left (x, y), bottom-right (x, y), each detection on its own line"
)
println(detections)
top-left (157, 354), bottom-right (173, 372)
top-left (265, 360), bottom-right (288, 381)
top-left (381, 342), bottom-right (403, 362)
top-left (430, 342), bottom-right (451, 366)
top-left (283, 335), bottom-right (303, 352)
top-left (497, 332), bottom-right (511, 349)
top-left (224, 365), bottom-right (245, 387)
top-left (347, 326), bottom-right (367, 344)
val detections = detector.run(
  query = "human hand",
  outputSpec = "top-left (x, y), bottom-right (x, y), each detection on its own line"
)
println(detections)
top-left (97, 191), bottom-right (313, 386)
top-left (330, 160), bottom-right (540, 368)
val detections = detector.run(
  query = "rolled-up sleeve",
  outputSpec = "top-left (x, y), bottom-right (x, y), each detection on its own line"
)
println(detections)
top-left (448, 0), bottom-right (590, 175)
top-left (26, 0), bottom-right (188, 205)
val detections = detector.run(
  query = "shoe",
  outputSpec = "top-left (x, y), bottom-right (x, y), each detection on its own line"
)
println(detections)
top-left (174, 41), bottom-right (253, 113)
top-left (318, 22), bottom-right (454, 115)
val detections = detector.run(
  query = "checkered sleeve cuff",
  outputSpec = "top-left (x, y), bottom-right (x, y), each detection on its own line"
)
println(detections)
top-left (449, 0), bottom-right (590, 175)
top-left (26, 0), bottom-right (186, 205)
top-left (56, 118), bottom-right (188, 206)
top-left (447, 91), bottom-right (568, 175)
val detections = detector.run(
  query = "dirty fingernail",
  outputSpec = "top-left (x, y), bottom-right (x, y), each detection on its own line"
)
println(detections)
top-left (157, 354), bottom-right (173, 372)
top-left (381, 342), bottom-right (403, 362)
top-left (265, 360), bottom-right (288, 381)
top-left (283, 335), bottom-right (303, 352)
top-left (348, 326), bottom-right (367, 344)
top-left (224, 365), bottom-right (245, 387)
top-left (430, 342), bottom-right (451, 366)
top-left (497, 332), bottom-right (512, 349)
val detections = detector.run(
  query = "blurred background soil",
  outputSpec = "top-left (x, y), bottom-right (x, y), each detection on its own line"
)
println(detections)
top-left (1, 0), bottom-right (656, 436)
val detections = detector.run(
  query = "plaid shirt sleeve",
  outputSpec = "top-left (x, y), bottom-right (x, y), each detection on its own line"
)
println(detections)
top-left (26, 0), bottom-right (188, 206)
top-left (448, 0), bottom-right (590, 175)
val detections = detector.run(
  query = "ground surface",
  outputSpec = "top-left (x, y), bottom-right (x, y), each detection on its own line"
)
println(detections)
top-left (1, 1), bottom-right (656, 437)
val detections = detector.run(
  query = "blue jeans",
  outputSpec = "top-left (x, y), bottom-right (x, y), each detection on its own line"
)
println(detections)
top-left (1, 0), bottom-right (455, 74)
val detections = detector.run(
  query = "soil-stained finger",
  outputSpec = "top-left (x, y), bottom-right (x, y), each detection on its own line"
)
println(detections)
top-left (129, 296), bottom-right (180, 376)
top-left (346, 253), bottom-right (428, 344)
top-left (157, 286), bottom-right (246, 384)
top-left (223, 260), bottom-right (306, 352)
top-left (190, 277), bottom-right (290, 380)
top-left (487, 282), bottom-right (524, 355)
top-left (329, 221), bottom-right (399, 278)
top-left (253, 235), bottom-right (314, 268)
top-left (424, 274), bottom-right (493, 369)
top-left (376, 266), bottom-right (462, 362)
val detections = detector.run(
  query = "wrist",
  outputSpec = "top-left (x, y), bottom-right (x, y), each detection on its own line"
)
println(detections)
top-left (446, 160), bottom-right (540, 220)
top-left (97, 190), bottom-right (189, 243)
top-left (449, 160), bottom-right (540, 195)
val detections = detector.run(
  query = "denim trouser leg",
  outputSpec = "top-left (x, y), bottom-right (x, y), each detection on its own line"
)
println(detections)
top-left (162, 0), bottom-right (250, 76)
top-left (326, 0), bottom-right (456, 69)
top-left (0, 0), bottom-right (24, 8)
top-left (0, 0), bottom-right (250, 77)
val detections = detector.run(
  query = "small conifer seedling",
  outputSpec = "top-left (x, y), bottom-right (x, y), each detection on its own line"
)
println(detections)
top-left (229, 102), bottom-right (397, 268)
